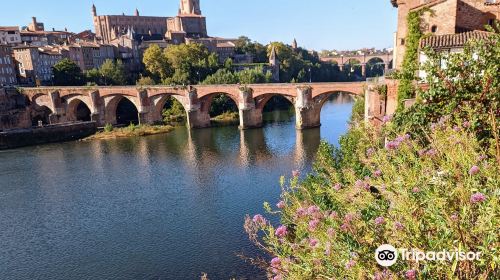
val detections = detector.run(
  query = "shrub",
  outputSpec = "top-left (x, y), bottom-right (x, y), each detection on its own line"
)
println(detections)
top-left (246, 118), bottom-right (499, 279)
top-left (394, 23), bottom-right (499, 143)
top-left (104, 123), bottom-right (113, 133)
top-left (127, 122), bottom-right (137, 132)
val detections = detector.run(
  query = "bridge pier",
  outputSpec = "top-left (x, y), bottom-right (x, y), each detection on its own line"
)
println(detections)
top-left (186, 109), bottom-right (210, 128)
top-left (238, 88), bottom-right (262, 129)
top-left (295, 86), bottom-right (320, 129)
top-left (239, 108), bottom-right (262, 129)
top-left (185, 88), bottom-right (211, 128)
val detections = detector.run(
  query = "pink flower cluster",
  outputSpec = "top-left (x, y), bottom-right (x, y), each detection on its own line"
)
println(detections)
top-left (355, 179), bottom-right (370, 191)
top-left (374, 216), bottom-right (385, 226)
top-left (394, 221), bottom-right (404, 231)
top-left (275, 225), bottom-right (288, 238)
top-left (385, 134), bottom-right (410, 150)
top-left (405, 269), bottom-right (417, 280)
top-left (470, 192), bottom-right (486, 204)
top-left (308, 219), bottom-right (320, 231)
top-left (345, 259), bottom-right (356, 270)
top-left (276, 200), bottom-right (286, 209)
top-left (418, 148), bottom-right (438, 157)
top-left (469, 165), bottom-right (480, 176)
top-left (252, 214), bottom-right (267, 225)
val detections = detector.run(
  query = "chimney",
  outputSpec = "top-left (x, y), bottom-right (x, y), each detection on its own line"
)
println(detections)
top-left (52, 28), bottom-right (55, 32)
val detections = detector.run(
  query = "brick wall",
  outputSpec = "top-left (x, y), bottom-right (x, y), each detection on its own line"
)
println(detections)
top-left (422, 0), bottom-right (458, 35)
top-left (456, 0), bottom-right (500, 32)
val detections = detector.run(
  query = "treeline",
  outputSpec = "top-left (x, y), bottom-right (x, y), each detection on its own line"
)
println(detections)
top-left (52, 36), bottom-right (366, 87)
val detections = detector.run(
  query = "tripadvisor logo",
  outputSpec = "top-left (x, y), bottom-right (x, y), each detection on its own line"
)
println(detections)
top-left (375, 244), bottom-right (482, 267)
top-left (375, 244), bottom-right (398, 267)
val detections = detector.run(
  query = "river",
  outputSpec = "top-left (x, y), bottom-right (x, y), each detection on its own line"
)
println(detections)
top-left (0, 94), bottom-right (353, 280)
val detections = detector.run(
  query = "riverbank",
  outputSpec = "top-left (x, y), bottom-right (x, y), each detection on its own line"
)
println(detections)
top-left (211, 111), bottom-right (239, 126)
top-left (84, 124), bottom-right (174, 140)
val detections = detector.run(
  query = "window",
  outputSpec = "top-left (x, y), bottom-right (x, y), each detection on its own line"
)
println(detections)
top-left (431, 25), bottom-right (438, 33)
top-left (400, 38), bottom-right (405, 46)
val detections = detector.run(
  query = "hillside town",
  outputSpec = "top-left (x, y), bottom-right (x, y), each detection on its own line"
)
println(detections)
top-left (0, 0), bottom-right (249, 87)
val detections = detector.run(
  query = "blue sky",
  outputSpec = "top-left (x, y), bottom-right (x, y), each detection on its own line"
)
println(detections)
top-left (1, 0), bottom-right (398, 51)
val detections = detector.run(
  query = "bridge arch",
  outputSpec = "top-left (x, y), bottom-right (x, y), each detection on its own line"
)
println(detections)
top-left (366, 57), bottom-right (385, 77)
top-left (63, 95), bottom-right (94, 122)
top-left (199, 92), bottom-right (240, 118)
top-left (150, 93), bottom-right (187, 124)
top-left (104, 95), bottom-right (140, 125)
top-left (313, 91), bottom-right (357, 109)
top-left (31, 105), bottom-right (53, 126)
top-left (31, 93), bottom-right (55, 113)
top-left (255, 93), bottom-right (295, 111)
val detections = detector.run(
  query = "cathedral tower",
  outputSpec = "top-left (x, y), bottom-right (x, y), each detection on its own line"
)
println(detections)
top-left (180, 0), bottom-right (201, 15)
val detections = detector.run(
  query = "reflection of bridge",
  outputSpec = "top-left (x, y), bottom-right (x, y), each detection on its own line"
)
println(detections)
top-left (320, 53), bottom-right (393, 77)
top-left (21, 82), bottom-right (365, 130)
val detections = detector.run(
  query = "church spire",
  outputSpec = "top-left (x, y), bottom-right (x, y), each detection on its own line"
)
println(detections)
top-left (180, 0), bottom-right (201, 15)
top-left (92, 4), bottom-right (97, 17)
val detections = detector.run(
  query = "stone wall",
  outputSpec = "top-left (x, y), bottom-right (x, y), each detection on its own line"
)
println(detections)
top-left (0, 122), bottom-right (97, 150)
top-left (0, 88), bottom-right (31, 131)
top-left (365, 78), bottom-right (399, 126)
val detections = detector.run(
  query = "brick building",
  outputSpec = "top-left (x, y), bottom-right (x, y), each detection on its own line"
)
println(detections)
top-left (391, 0), bottom-right (499, 69)
top-left (0, 27), bottom-right (21, 46)
top-left (0, 45), bottom-right (17, 86)
top-left (13, 45), bottom-right (64, 85)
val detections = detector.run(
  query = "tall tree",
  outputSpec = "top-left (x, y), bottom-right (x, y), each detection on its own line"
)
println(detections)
top-left (52, 59), bottom-right (84, 86)
top-left (163, 43), bottom-right (219, 85)
top-left (100, 59), bottom-right (127, 85)
top-left (143, 44), bottom-right (170, 82)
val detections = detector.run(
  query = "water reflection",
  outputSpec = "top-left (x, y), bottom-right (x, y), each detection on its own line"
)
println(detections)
top-left (0, 93), bottom-right (353, 280)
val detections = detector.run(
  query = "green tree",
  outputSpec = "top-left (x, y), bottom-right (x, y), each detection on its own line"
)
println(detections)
top-left (224, 58), bottom-right (233, 70)
top-left (143, 44), bottom-right (170, 82)
top-left (162, 97), bottom-right (186, 124)
top-left (136, 76), bottom-right (156, 86)
top-left (235, 36), bottom-right (268, 63)
top-left (52, 58), bottom-right (84, 86)
top-left (202, 69), bottom-right (238, 85)
top-left (163, 43), bottom-right (219, 85)
top-left (85, 68), bottom-right (101, 85)
top-left (236, 67), bottom-right (272, 84)
top-left (100, 59), bottom-right (127, 85)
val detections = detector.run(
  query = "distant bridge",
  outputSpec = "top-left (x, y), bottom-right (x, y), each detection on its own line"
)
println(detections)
top-left (21, 82), bottom-right (365, 129)
top-left (320, 53), bottom-right (393, 76)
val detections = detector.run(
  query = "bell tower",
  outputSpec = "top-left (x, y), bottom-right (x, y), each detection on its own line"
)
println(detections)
top-left (180, 0), bottom-right (201, 15)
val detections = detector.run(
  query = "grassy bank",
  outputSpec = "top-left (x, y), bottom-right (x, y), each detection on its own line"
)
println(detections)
top-left (211, 111), bottom-right (239, 126)
top-left (84, 124), bottom-right (174, 140)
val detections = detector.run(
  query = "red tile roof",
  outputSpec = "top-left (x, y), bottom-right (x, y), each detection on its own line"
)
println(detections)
top-left (420, 31), bottom-right (493, 49)
top-left (0, 26), bottom-right (19, 31)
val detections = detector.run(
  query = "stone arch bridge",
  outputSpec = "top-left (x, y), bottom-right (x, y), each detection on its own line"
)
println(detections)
top-left (320, 53), bottom-right (393, 77)
top-left (21, 82), bottom-right (366, 129)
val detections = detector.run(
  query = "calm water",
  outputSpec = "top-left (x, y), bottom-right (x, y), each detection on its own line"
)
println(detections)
top-left (0, 94), bottom-right (353, 280)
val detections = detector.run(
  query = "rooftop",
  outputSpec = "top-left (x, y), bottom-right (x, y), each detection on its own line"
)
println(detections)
top-left (420, 30), bottom-right (493, 49)
top-left (0, 26), bottom-right (20, 32)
